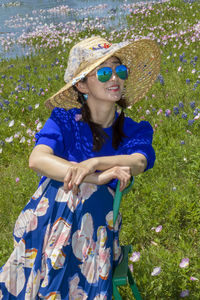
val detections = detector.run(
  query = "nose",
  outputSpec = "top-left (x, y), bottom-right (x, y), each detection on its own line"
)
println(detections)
top-left (110, 68), bottom-right (118, 81)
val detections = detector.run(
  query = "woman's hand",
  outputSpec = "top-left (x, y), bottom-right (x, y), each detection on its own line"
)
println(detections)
top-left (97, 166), bottom-right (131, 191)
top-left (63, 158), bottom-right (98, 194)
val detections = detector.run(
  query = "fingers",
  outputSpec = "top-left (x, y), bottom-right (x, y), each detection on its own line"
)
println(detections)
top-left (64, 164), bottom-right (131, 194)
top-left (109, 166), bottom-right (131, 191)
top-left (63, 168), bottom-right (72, 192)
top-left (63, 165), bottom-right (89, 194)
top-left (114, 167), bottom-right (131, 191)
top-left (97, 166), bottom-right (131, 191)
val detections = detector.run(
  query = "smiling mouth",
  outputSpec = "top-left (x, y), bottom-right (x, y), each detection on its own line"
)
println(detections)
top-left (107, 85), bottom-right (120, 91)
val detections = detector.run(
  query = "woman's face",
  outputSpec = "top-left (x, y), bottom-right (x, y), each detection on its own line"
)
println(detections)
top-left (83, 56), bottom-right (125, 104)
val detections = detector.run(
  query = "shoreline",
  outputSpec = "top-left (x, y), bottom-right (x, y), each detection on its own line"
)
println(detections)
top-left (0, 0), bottom-right (170, 61)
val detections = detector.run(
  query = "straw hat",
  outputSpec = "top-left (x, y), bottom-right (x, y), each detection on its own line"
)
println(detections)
top-left (45, 36), bottom-right (161, 110)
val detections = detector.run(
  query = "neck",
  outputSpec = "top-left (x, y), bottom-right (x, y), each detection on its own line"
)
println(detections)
top-left (86, 100), bottom-right (116, 128)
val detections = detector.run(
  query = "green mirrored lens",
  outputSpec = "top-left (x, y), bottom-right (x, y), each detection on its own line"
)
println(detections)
top-left (97, 67), bottom-right (112, 82)
top-left (115, 65), bottom-right (128, 80)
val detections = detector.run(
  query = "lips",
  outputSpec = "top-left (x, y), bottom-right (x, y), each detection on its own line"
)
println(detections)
top-left (107, 85), bottom-right (120, 91)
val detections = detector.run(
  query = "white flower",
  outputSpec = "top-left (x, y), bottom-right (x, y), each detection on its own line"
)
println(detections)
top-left (8, 120), bottom-right (14, 127)
top-left (194, 113), bottom-right (200, 120)
top-left (178, 66), bottom-right (182, 72)
top-left (14, 132), bottom-right (20, 138)
top-left (151, 267), bottom-right (161, 276)
top-left (36, 122), bottom-right (42, 131)
top-left (5, 136), bottom-right (13, 143)
top-left (20, 137), bottom-right (25, 143)
top-left (35, 103), bottom-right (39, 109)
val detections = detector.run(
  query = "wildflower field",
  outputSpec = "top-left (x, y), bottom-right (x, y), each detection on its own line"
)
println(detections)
top-left (0, 0), bottom-right (199, 298)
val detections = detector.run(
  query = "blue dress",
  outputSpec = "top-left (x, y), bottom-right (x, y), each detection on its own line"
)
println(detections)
top-left (0, 108), bottom-right (155, 300)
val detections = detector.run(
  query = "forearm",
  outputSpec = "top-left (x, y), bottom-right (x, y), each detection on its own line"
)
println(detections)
top-left (29, 145), bottom-right (100, 184)
top-left (95, 153), bottom-right (147, 176)
top-left (29, 151), bottom-right (75, 182)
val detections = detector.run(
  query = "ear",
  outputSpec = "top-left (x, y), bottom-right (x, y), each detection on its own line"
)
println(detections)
top-left (75, 81), bottom-right (89, 94)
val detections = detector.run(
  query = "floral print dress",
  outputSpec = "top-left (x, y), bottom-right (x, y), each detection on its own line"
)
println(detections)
top-left (0, 108), bottom-right (155, 299)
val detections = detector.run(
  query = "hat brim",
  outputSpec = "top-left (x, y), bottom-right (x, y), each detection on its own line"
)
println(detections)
top-left (45, 39), bottom-right (161, 110)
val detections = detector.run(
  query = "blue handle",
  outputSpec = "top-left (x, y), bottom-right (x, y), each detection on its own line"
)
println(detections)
top-left (113, 177), bottom-right (134, 225)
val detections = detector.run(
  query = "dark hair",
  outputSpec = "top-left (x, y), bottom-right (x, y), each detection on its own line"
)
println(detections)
top-left (74, 84), bottom-right (127, 152)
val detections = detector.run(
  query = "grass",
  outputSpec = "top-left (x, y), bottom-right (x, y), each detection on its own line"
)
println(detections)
top-left (0, 0), bottom-right (200, 298)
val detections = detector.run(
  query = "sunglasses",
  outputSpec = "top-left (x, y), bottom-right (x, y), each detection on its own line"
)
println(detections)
top-left (96, 65), bottom-right (128, 82)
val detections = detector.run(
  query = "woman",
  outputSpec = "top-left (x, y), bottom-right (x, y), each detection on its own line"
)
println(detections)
top-left (0, 36), bottom-right (160, 299)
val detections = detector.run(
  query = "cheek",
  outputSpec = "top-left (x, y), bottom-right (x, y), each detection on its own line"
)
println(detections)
top-left (119, 79), bottom-right (125, 89)
top-left (87, 77), bottom-right (103, 92)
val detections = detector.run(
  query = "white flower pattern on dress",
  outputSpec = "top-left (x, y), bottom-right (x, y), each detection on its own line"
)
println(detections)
top-left (0, 239), bottom-right (37, 297)
top-left (25, 269), bottom-right (41, 300)
top-left (14, 197), bottom-right (49, 238)
top-left (55, 183), bottom-right (97, 212)
top-left (38, 291), bottom-right (61, 299)
top-left (43, 218), bottom-right (71, 270)
top-left (32, 178), bottom-right (50, 200)
top-left (14, 209), bottom-right (38, 238)
top-left (105, 211), bottom-right (113, 231)
top-left (93, 294), bottom-right (107, 300)
top-left (79, 183), bottom-right (98, 201)
top-left (69, 274), bottom-right (88, 300)
top-left (72, 213), bottom-right (111, 284)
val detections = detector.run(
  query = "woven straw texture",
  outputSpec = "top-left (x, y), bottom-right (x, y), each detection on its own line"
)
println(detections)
top-left (45, 36), bottom-right (161, 110)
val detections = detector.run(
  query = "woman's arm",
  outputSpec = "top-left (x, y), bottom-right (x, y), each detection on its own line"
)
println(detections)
top-left (94, 154), bottom-right (147, 176)
top-left (29, 145), bottom-right (146, 194)
top-left (29, 144), bottom-right (76, 182)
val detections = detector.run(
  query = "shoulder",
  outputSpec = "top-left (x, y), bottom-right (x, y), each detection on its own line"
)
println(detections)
top-left (123, 115), bottom-right (153, 137)
top-left (50, 107), bottom-right (81, 126)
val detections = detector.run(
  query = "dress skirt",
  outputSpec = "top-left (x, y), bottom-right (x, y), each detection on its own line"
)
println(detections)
top-left (0, 178), bottom-right (122, 300)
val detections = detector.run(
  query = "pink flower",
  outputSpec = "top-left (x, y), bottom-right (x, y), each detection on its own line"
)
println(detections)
top-left (155, 225), bottom-right (162, 233)
top-left (157, 109), bottom-right (163, 115)
top-left (130, 252), bottom-right (140, 262)
top-left (179, 258), bottom-right (189, 268)
top-left (75, 114), bottom-right (82, 121)
top-left (151, 267), bottom-right (161, 276)
top-left (186, 130), bottom-right (192, 134)
top-left (129, 264), bottom-right (133, 272)
top-left (15, 177), bottom-right (20, 183)
top-left (190, 276), bottom-right (198, 281)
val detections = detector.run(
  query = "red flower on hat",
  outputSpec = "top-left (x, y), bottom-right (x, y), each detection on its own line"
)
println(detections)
top-left (104, 43), bottom-right (111, 49)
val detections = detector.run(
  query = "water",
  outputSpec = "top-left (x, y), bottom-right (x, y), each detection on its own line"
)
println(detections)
top-left (0, 0), bottom-right (158, 59)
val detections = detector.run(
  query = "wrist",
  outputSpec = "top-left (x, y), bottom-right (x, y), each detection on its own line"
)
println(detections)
top-left (89, 157), bottom-right (99, 171)
top-left (83, 172), bottom-right (99, 185)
